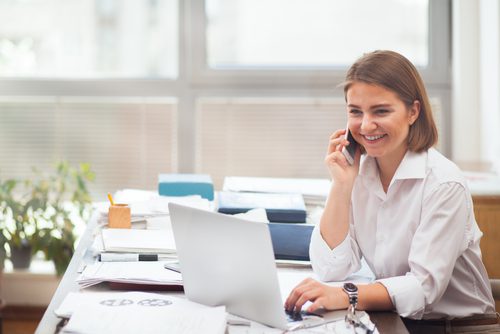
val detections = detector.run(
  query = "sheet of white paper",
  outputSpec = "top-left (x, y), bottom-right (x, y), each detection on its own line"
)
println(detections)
top-left (146, 215), bottom-right (171, 230)
top-left (60, 292), bottom-right (226, 334)
top-left (223, 176), bottom-right (331, 198)
top-left (55, 291), bottom-right (124, 318)
top-left (101, 228), bottom-right (176, 253)
top-left (233, 208), bottom-right (269, 223)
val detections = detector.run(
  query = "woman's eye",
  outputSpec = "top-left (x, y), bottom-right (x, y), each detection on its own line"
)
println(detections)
top-left (375, 109), bottom-right (389, 114)
top-left (349, 109), bottom-right (362, 115)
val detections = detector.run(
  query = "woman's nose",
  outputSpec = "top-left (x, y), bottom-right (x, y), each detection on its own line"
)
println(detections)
top-left (360, 116), bottom-right (376, 132)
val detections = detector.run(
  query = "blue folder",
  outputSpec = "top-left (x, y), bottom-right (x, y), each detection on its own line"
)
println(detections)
top-left (158, 174), bottom-right (214, 200)
top-left (268, 223), bottom-right (314, 261)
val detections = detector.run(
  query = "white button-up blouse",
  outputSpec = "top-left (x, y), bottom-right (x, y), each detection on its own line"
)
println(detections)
top-left (310, 148), bottom-right (495, 319)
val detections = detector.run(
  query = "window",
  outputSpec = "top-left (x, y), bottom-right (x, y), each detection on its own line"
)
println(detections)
top-left (206, 0), bottom-right (429, 68)
top-left (0, 0), bottom-right (178, 78)
top-left (0, 0), bottom-right (451, 198)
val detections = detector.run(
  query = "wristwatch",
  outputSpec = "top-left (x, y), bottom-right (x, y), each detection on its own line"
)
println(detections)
top-left (343, 282), bottom-right (358, 309)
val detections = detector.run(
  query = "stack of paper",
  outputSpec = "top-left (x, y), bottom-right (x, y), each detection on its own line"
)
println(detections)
top-left (464, 171), bottom-right (500, 195)
top-left (101, 229), bottom-right (177, 254)
top-left (223, 176), bottom-right (331, 206)
top-left (76, 262), bottom-right (183, 289)
top-left (57, 291), bottom-right (226, 334)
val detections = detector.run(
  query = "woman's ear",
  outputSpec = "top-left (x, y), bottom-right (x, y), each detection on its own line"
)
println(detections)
top-left (409, 100), bottom-right (420, 125)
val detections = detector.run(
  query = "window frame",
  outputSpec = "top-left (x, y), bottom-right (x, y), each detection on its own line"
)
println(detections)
top-left (0, 0), bottom-right (452, 173)
top-left (188, 0), bottom-right (451, 88)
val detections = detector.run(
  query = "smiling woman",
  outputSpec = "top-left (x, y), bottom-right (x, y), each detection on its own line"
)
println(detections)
top-left (285, 50), bottom-right (500, 334)
top-left (343, 50), bottom-right (438, 154)
top-left (342, 50), bottom-right (438, 192)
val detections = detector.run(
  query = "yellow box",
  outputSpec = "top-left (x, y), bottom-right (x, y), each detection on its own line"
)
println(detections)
top-left (108, 204), bottom-right (131, 229)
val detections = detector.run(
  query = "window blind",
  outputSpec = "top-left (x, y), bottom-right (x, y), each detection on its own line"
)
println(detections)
top-left (197, 97), bottom-right (443, 190)
top-left (0, 97), bottom-right (177, 200)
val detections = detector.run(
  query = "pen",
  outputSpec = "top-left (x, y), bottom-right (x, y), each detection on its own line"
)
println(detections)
top-left (107, 192), bottom-right (115, 206)
top-left (98, 253), bottom-right (162, 262)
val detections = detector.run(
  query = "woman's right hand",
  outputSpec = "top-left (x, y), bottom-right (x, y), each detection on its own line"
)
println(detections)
top-left (325, 129), bottom-right (360, 187)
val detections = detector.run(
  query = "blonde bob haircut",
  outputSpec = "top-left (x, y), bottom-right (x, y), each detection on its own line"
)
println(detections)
top-left (342, 50), bottom-right (438, 153)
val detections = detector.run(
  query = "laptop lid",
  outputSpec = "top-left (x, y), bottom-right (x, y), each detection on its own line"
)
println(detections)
top-left (168, 203), bottom-right (289, 329)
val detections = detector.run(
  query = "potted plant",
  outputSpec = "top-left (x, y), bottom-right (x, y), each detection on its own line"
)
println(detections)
top-left (0, 178), bottom-right (36, 269)
top-left (0, 161), bottom-right (94, 275)
top-left (0, 229), bottom-right (6, 272)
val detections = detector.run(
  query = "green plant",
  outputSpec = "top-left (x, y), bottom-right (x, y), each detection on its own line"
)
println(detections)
top-left (0, 161), bottom-right (94, 275)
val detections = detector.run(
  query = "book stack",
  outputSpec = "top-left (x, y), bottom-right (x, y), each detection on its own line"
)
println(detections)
top-left (219, 176), bottom-right (330, 262)
top-left (217, 191), bottom-right (307, 223)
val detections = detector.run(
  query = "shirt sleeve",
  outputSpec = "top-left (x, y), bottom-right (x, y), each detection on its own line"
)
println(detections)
top-left (309, 209), bottom-right (362, 281)
top-left (377, 182), bottom-right (472, 319)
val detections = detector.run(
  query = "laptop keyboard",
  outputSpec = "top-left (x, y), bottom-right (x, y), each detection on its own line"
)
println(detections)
top-left (285, 309), bottom-right (323, 322)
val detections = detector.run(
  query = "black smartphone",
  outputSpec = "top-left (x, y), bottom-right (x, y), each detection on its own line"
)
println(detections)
top-left (342, 126), bottom-right (359, 165)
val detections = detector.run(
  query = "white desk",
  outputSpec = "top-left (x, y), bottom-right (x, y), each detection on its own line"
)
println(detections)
top-left (35, 211), bottom-right (408, 334)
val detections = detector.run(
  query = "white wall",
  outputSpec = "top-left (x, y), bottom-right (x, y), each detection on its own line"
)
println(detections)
top-left (479, 0), bottom-right (500, 172)
top-left (453, 0), bottom-right (500, 172)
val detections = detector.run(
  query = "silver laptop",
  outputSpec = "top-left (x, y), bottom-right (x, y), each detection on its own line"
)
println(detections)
top-left (168, 203), bottom-right (342, 330)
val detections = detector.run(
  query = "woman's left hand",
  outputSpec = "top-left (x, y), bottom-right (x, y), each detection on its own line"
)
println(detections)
top-left (284, 278), bottom-right (348, 313)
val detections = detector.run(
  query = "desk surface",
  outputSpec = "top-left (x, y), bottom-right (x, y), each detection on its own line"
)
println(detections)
top-left (35, 212), bottom-right (98, 334)
top-left (36, 213), bottom-right (409, 334)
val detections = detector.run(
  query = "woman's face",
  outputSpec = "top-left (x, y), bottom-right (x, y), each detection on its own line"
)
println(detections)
top-left (346, 82), bottom-right (419, 162)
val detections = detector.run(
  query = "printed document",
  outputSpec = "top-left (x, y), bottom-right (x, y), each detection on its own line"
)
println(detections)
top-left (58, 291), bottom-right (226, 334)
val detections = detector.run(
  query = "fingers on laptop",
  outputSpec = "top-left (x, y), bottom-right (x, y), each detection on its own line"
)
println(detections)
top-left (285, 278), bottom-right (328, 313)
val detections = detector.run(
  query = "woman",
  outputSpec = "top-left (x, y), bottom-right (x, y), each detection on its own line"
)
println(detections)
top-left (285, 50), bottom-right (498, 333)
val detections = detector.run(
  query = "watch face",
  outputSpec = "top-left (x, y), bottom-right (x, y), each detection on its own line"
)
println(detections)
top-left (344, 282), bottom-right (358, 293)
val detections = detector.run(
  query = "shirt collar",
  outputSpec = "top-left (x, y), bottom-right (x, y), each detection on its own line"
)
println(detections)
top-left (359, 150), bottom-right (428, 181)
top-left (359, 154), bottom-right (379, 180)
top-left (393, 150), bottom-right (427, 180)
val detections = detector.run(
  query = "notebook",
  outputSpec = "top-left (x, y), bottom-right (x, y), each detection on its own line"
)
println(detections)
top-left (168, 203), bottom-right (343, 330)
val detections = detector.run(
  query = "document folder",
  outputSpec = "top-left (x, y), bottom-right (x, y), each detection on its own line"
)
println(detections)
top-left (268, 223), bottom-right (313, 261)
top-left (217, 191), bottom-right (307, 223)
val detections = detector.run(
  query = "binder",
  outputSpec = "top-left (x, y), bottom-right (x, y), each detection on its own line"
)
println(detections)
top-left (217, 191), bottom-right (307, 223)
top-left (268, 223), bottom-right (313, 261)
top-left (158, 174), bottom-right (214, 200)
